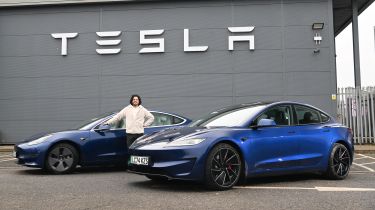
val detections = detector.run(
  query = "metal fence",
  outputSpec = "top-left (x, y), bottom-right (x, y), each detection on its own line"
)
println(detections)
top-left (337, 87), bottom-right (375, 144)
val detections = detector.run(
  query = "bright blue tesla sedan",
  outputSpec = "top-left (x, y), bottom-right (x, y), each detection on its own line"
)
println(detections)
top-left (128, 101), bottom-right (354, 190)
top-left (14, 111), bottom-right (191, 174)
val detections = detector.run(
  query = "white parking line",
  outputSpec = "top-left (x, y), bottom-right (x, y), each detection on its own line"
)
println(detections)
top-left (357, 154), bottom-right (375, 160)
top-left (0, 158), bottom-right (16, 163)
top-left (352, 163), bottom-right (375, 172)
top-left (350, 170), bottom-right (374, 173)
top-left (361, 161), bottom-right (375, 166)
top-left (0, 154), bottom-right (12, 158)
top-left (234, 186), bottom-right (375, 192)
top-left (315, 187), bottom-right (375, 192)
top-left (0, 167), bottom-right (23, 169)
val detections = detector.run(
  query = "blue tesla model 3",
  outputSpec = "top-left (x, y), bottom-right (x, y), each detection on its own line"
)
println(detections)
top-left (128, 101), bottom-right (354, 190)
top-left (14, 111), bottom-right (191, 174)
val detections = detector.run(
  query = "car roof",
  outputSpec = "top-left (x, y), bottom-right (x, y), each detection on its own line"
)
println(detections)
top-left (110, 110), bottom-right (189, 120)
top-left (216, 101), bottom-right (331, 116)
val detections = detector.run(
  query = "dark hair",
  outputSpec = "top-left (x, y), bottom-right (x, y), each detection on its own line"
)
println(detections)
top-left (130, 94), bottom-right (142, 106)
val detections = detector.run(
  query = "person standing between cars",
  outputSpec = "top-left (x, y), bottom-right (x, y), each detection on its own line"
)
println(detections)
top-left (105, 94), bottom-right (154, 148)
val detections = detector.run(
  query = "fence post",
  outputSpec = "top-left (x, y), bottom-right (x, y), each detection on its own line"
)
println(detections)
top-left (338, 86), bottom-right (375, 144)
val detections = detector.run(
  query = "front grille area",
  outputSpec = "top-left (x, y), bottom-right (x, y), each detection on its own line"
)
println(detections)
top-left (128, 165), bottom-right (168, 176)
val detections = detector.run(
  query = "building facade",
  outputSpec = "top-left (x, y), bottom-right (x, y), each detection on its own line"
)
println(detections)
top-left (0, 0), bottom-right (343, 143)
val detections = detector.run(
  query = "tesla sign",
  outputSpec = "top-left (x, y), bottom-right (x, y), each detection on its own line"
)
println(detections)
top-left (51, 26), bottom-right (255, 56)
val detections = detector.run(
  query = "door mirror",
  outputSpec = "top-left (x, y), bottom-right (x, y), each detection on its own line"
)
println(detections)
top-left (94, 124), bottom-right (111, 132)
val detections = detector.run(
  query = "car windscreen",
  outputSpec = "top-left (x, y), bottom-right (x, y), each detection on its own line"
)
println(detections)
top-left (190, 105), bottom-right (266, 127)
top-left (73, 112), bottom-right (114, 130)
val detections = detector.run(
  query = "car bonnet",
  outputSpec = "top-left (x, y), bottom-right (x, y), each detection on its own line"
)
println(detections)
top-left (130, 126), bottom-right (208, 148)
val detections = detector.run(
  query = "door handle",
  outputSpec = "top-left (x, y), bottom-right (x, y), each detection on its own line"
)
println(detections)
top-left (80, 137), bottom-right (87, 141)
top-left (288, 131), bottom-right (296, 134)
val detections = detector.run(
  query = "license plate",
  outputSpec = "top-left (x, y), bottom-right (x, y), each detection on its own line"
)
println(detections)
top-left (130, 155), bottom-right (149, 166)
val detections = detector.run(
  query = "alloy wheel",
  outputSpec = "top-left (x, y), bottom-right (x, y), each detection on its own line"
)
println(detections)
top-left (210, 146), bottom-right (241, 188)
top-left (48, 146), bottom-right (74, 172)
top-left (332, 146), bottom-right (350, 177)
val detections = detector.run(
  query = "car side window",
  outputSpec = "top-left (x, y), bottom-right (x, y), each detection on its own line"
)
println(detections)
top-left (295, 105), bottom-right (321, 125)
top-left (109, 119), bottom-right (126, 130)
top-left (254, 105), bottom-right (292, 126)
top-left (321, 113), bottom-right (330, 122)
top-left (150, 112), bottom-right (184, 127)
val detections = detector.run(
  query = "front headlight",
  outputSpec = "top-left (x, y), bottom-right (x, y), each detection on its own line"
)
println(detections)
top-left (27, 134), bottom-right (53, 146)
top-left (164, 137), bottom-right (205, 147)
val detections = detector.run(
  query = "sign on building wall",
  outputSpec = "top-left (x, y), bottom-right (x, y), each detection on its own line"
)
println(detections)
top-left (51, 26), bottom-right (255, 55)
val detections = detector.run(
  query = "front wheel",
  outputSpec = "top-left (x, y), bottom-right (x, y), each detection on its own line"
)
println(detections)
top-left (45, 143), bottom-right (78, 174)
top-left (325, 143), bottom-right (351, 179)
top-left (205, 143), bottom-right (242, 190)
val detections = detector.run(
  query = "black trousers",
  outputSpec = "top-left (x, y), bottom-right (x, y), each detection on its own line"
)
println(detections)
top-left (126, 133), bottom-right (143, 148)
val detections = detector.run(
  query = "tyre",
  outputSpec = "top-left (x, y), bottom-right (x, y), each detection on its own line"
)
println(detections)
top-left (145, 175), bottom-right (168, 182)
top-left (45, 143), bottom-right (79, 174)
top-left (325, 143), bottom-right (351, 180)
top-left (205, 143), bottom-right (242, 190)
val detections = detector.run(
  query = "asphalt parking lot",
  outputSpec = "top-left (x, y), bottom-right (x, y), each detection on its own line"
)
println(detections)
top-left (0, 152), bottom-right (374, 210)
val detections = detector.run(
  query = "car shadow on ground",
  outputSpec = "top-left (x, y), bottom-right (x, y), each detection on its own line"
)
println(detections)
top-left (129, 179), bottom-right (207, 192)
top-left (128, 173), bottom-right (326, 192)
top-left (15, 166), bottom-right (128, 175)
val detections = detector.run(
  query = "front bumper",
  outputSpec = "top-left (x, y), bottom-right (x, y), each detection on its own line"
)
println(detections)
top-left (14, 144), bottom-right (47, 168)
top-left (128, 145), bottom-right (208, 181)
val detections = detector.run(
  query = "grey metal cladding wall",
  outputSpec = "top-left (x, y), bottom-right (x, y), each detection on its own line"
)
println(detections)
top-left (0, 0), bottom-right (335, 143)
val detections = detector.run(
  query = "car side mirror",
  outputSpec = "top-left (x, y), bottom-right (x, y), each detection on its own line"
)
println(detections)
top-left (251, 119), bottom-right (276, 129)
top-left (94, 124), bottom-right (111, 132)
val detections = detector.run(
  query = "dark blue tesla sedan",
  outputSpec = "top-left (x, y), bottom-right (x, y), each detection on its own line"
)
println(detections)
top-left (128, 101), bottom-right (354, 190)
top-left (14, 111), bottom-right (191, 174)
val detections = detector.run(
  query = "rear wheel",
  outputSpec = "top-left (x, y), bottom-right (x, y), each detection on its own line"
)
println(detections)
top-left (205, 143), bottom-right (242, 190)
top-left (325, 143), bottom-right (351, 179)
top-left (45, 143), bottom-right (78, 174)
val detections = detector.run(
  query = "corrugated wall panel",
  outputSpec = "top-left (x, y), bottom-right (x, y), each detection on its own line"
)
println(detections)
top-left (0, 0), bottom-right (336, 143)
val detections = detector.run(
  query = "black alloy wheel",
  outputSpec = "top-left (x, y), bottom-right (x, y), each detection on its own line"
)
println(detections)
top-left (325, 143), bottom-right (351, 179)
top-left (45, 143), bottom-right (78, 174)
top-left (205, 143), bottom-right (242, 190)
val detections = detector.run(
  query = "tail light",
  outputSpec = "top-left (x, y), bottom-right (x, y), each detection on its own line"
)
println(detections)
top-left (348, 128), bottom-right (354, 144)
top-left (348, 128), bottom-right (353, 134)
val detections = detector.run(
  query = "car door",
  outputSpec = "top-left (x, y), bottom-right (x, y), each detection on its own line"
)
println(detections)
top-left (247, 105), bottom-right (301, 173)
top-left (292, 105), bottom-right (332, 168)
top-left (82, 120), bottom-right (126, 165)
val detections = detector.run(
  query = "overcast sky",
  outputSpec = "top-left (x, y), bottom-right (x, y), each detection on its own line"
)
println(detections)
top-left (335, 2), bottom-right (375, 88)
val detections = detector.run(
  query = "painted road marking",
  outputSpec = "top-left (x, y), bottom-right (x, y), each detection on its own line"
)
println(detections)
top-left (0, 167), bottom-right (23, 169)
top-left (0, 158), bottom-right (16, 163)
top-left (0, 154), bottom-right (12, 158)
top-left (352, 163), bottom-right (375, 172)
top-left (234, 186), bottom-right (375, 192)
top-left (350, 171), bottom-right (374, 174)
top-left (357, 154), bottom-right (375, 160)
top-left (352, 154), bottom-right (375, 172)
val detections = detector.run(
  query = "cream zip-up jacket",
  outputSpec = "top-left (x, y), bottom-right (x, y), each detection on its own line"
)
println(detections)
top-left (106, 105), bottom-right (154, 134)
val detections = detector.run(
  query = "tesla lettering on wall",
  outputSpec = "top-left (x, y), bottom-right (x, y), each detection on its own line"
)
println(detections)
top-left (51, 26), bottom-right (255, 56)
